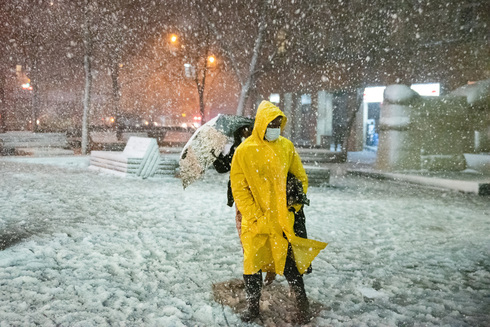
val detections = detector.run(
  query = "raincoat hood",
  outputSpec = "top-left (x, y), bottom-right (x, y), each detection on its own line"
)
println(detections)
top-left (252, 101), bottom-right (287, 141)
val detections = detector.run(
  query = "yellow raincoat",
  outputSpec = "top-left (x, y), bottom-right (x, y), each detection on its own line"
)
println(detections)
top-left (230, 100), bottom-right (327, 275)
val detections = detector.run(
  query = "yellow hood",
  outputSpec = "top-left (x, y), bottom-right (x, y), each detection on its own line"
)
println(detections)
top-left (230, 100), bottom-right (327, 275)
top-left (252, 100), bottom-right (287, 141)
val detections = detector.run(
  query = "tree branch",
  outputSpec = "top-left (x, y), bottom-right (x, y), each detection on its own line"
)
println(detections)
top-left (201, 13), bottom-right (244, 87)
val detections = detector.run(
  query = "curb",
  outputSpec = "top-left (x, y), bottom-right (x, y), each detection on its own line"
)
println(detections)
top-left (348, 169), bottom-right (490, 196)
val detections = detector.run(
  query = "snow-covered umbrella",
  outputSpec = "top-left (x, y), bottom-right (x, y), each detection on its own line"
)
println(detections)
top-left (179, 114), bottom-right (254, 188)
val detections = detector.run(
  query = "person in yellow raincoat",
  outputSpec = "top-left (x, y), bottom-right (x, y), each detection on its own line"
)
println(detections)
top-left (230, 100), bottom-right (327, 323)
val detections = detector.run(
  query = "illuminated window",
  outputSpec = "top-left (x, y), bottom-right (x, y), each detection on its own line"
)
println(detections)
top-left (410, 83), bottom-right (440, 96)
top-left (364, 86), bottom-right (386, 103)
top-left (269, 94), bottom-right (280, 103)
top-left (301, 94), bottom-right (312, 105)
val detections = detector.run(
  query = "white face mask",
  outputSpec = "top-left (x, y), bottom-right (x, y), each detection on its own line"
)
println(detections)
top-left (265, 127), bottom-right (281, 141)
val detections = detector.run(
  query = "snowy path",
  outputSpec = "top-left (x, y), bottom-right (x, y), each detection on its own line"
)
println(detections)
top-left (0, 157), bottom-right (489, 326)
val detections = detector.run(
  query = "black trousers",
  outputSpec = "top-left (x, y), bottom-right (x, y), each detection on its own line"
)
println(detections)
top-left (243, 245), bottom-right (307, 304)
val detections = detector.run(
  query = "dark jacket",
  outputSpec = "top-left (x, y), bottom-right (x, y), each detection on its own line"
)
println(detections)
top-left (287, 173), bottom-right (310, 238)
top-left (213, 127), bottom-right (249, 207)
top-left (213, 145), bottom-right (237, 207)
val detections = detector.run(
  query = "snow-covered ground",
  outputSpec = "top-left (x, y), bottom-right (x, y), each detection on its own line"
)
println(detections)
top-left (0, 156), bottom-right (489, 326)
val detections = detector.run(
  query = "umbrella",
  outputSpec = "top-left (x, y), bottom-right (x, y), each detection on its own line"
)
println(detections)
top-left (179, 114), bottom-right (254, 188)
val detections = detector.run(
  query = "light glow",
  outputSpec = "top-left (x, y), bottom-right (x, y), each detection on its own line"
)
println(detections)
top-left (364, 86), bottom-right (386, 103)
top-left (21, 83), bottom-right (32, 90)
top-left (410, 83), bottom-right (440, 96)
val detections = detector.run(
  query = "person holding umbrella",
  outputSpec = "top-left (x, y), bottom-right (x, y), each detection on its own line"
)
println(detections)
top-left (230, 100), bottom-right (327, 323)
top-left (213, 124), bottom-right (253, 207)
top-left (212, 123), bottom-right (253, 240)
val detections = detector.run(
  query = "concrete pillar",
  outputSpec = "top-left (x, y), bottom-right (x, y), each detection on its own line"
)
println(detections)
top-left (376, 102), bottom-right (421, 170)
top-left (283, 93), bottom-right (293, 139)
top-left (0, 75), bottom-right (5, 133)
top-left (293, 93), bottom-right (302, 143)
top-left (311, 93), bottom-right (318, 146)
top-left (346, 91), bottom-right (364, 152)
top-left (376, 85), bottom-right (421, 170)
top-left (316, 91), bottom-right (333, 147)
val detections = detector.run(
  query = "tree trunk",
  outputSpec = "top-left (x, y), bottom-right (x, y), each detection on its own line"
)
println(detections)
top-left (198, 87), bottom-right (205, 122)
top-left (202, 2), bottom-right (267, 117)
top-left (236, 77), bottom-right (253, 117)
top-left (31, 81), bottom-right (39, 133)
top-left (81, 1), bottom-right (93, 155)
top-left (0, 73), bottom-right (6, 133)
top-left (30, 58), bottom-right (39, 133)
top-left (196, 58), bottom-right (208, 124)
top-left (110, 61), bottom-right (122, 140)
top-left (235, 17), bottom-right (265, 117)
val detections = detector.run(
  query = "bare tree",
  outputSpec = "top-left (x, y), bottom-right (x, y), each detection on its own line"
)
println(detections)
top-left (96, 1), bottom-right (130, 140)
top-left (202, 1), bottom-right (268, 116)
top-left (201, 0), bottom-right (308, 116)
top-left (6, 2), bottom-right (46, 132)
top-left (89, 0), bottom-right (169, 137)
top-left (1, 0), bottom-right (85, 134)
top-left (159, 2), bottom-right (223, 124)
top-left (81, 0), bottom-right (94, 155)
top-left (0, 2), bottom-right (10, 133)
top-left (234, 7), bottom-right (267, 117)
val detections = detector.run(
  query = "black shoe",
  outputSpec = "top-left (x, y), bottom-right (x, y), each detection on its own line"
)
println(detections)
top-left (296, 293), bottom-right (310, 324)
top-left (296, 309), bottom-right (311, 325)
top-left (241, 273), bottom-right (262, 322)
top-left (240, 306), bottom-right (260, 322)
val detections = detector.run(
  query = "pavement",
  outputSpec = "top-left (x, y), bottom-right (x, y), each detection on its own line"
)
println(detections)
top-left (3, 140), bottom-right (489, 196)
top-left (345, 151), bottom-right (490, 196)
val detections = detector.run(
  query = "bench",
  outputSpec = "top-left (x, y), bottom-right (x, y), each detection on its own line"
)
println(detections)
top-left (297, 148), bottom-right (347, 164)
top-left (89, 136), bottom-right (178, 178)
top-left (304, 166), bottom-right (331, 186)
top-left (0, 131), bottom-right (74, 156)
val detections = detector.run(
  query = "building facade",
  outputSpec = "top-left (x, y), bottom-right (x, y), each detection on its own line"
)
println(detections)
top-left (254, 0), bottom-right (489, 153)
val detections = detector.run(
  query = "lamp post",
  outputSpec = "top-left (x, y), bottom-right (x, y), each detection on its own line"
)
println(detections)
top-left (168, 32), bottom-right (218, 124)
top-left (169, 33), bottom-right (179, 55)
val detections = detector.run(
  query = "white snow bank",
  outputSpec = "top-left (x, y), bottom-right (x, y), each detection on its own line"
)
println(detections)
top-left (383, 84), bottom-right (420, 104)
top-left (464, 153), bottom-right (490, 174)
top-left (450, 79), bottom-right (490, 105)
